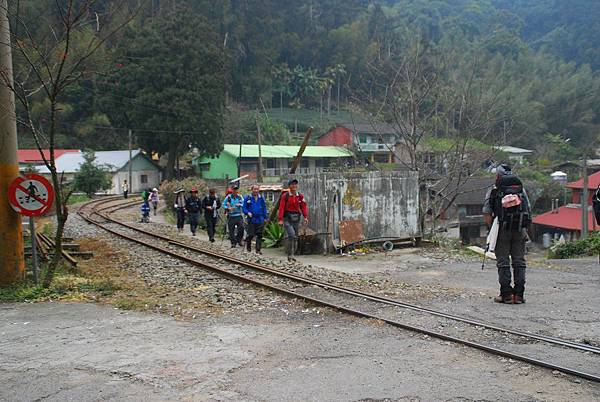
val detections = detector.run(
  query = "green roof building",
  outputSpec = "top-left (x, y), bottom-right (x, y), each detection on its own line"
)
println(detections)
top-left (194, 144), bottom-right (354, 181)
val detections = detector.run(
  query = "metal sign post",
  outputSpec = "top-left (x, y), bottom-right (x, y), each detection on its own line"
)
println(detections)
top-left (8, 173), bottom-right (55, 283)
top-left (29, 216), bottom-right (38, 283)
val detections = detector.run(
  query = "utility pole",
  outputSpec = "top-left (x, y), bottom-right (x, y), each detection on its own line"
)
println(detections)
top-left (256, 109), bottom-right (263, 183)
top-left (581, 153), bottom-right (589, 239)
top-left (128, 129), bottom-right (133, 193)
top-left (0, 0), bottom-right (25, 285)
top-left (238, 132), bottom-right (243, 179)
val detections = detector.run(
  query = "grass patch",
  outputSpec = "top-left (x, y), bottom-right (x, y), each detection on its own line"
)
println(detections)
top-left (68, 193), bottom-right (91, 205)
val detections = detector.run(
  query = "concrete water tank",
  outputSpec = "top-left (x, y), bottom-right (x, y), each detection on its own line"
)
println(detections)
top-left (542, 233), bottom-right (552, 249)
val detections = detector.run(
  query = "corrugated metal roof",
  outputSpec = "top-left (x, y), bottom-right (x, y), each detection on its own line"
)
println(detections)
top-left (221, 144), bottom-right (353, 159)
top-left (18, 149), bottom-right (80, 163)
top-left (567, 170), bottom-right (600, 190)
top-left (35, 150), bottom-right (142, 174)
top-left (533, 205), bottom-right (599, 231)
top-left (493, 145), bottom-right (533, 155)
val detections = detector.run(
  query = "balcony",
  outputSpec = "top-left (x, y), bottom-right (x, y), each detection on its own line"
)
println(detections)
top-left (358, 143), bottom-right (394, 152)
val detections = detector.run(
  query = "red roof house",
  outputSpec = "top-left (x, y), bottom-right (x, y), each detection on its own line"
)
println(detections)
top-left (532, 171), bottom-right (600, 233)
top-left (18, 149), bottom-right (80, 165)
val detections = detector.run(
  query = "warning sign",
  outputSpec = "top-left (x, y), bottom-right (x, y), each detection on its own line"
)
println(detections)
top-left (8, 174), bottom-right (55, 217)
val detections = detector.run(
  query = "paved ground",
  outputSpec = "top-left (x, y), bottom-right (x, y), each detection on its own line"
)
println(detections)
top-left (3, 204), bottom-right (599, 401)
top-left (2, 302), bottom-right (599, 402)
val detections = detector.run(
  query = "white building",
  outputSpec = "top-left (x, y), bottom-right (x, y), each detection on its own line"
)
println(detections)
top-left (35, 150), bottom-right (162, 194)
top-left (493, 145), bottom-right (534, 165)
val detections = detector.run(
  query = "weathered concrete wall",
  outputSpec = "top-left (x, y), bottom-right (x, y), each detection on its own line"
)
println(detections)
top-left (291, 171), bottom-right (420, 252)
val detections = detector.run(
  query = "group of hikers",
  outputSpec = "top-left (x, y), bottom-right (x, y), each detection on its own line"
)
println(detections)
top-left (129, 162), bottom-right (600, 304)
top-left (169, 179), bottom-right (308, 261)
top-left (139, 187), bottom-right (159, 223)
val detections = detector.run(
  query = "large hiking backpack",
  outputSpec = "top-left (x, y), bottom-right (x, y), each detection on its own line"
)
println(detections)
top-left (492, 174), bottom-right (530, 230)
top-left (593, 185), bottom-right (600, 226)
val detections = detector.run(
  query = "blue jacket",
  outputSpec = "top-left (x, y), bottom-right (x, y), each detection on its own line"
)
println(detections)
top-left (224, 194), bottom-right (244, 217)
top-left (242, 194), bottom-right (268, 224)
top-left (141, 202), bottom-right (151, 216)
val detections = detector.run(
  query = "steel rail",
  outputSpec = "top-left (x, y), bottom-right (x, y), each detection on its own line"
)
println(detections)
top-left (97, 208), bottom-right (600, 356)
top-left (76, 200), bottom-right (600, 383)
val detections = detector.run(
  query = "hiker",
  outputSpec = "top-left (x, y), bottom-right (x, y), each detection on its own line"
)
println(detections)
top-left (122, 180), bottom-right (128, 199)
top-left (150, 188), bottom-right (159, 215)
top-left (140, 200), bottom-right (151, 223)
top-left (483, 164), bottom-right (531, 304)
top-left (593, 184), bottom-right (600, 226)
top-left (202, 188), bottom-right (221, 243)
top-left (173, 189), bottom-right (186, 232)
top-left (185, 188), bottom-right (202, 236)
top-left (141, 188), bottom-right (150, 202)
top-left (223, 185), bottom-right (245, 248)
top-left (278, 179), bottom-right (308, 262)
top-left (243, 184), bottom-right (268, 254)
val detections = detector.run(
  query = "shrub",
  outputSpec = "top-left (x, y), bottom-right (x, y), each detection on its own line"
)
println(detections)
top-left (548, 234), bottom-right (600, 259)
top-left (263, 221), bottom-right (284, 248)
top-left (159, 177), bottom-right (208, 212)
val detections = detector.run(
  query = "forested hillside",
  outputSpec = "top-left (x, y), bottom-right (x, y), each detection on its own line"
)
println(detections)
top-left (14, 0), bottom-right (600, 166)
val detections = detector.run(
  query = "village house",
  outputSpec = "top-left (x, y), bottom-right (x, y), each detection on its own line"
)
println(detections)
top-left (193, 144), bottom-right (354, 182)
top-left (317, 122), bottom-right (397, 164)
top-left (492, 146), bottom-right (533, 165)
top-left (533, 170), bottom-right (600, 240)
top-left (35, 150), bottom-right (162, 194)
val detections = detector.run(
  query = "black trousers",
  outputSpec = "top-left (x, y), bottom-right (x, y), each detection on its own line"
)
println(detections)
top-left (176, 208), bottom-right (186, 229)
top-left (246, 222), bottom-right (264, 251)
top-left (189, 212), bottom-right (200, 234)
top-left (227, 215), bottom-right (244, 246)
top-left (205, 215), bottom-right (217, 241)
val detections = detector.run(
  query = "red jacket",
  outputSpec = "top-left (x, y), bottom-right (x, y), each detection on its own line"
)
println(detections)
top-left (278, 191), bottom-right (308, 221)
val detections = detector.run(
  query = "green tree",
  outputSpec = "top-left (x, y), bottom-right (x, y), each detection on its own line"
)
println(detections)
top-left (105, 3), bottom-right (226, 179)
top-left (73, 152), bottom-right (112, 197)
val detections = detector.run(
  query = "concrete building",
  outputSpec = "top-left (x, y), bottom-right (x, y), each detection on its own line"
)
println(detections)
top-left (35, 150), bottom-right (161, 194)
top-left (194, 144), bottom-right (354, 182)
top-left (289, 171), bottom-right (421, 253)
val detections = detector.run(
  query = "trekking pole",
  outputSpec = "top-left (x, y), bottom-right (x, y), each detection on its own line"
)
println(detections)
top-left (481, 246), bottom-right (488, 270)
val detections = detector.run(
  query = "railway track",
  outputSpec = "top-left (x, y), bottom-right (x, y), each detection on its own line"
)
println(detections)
top-left (78, 197), bottom-right (600, 383)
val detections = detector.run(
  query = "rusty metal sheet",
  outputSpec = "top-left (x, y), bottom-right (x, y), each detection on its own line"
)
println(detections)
top-left (339, 219), bottom-right (364, 246)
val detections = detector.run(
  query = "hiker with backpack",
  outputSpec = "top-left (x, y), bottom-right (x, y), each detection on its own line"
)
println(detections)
top-left (185, 188), bottom-right (202, 236)
top-left (243, 184), bottom-right (268, 254)
top-left (202, 188), bottom-right (221, 243)
top-left (173, 189), bottom-right (186, 232)
top-left (278, 179), bottom-right (308, 262)
top-left (483, 164), bottom-right (531, 304)
top-left (223, 185), bottom-right (245, 248)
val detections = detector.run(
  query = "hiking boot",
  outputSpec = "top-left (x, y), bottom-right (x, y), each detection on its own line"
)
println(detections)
top-left (513, 295), bottom-right (526, 304)
top-left (231, 244), bottom-right (236, 248)
top-left (256, 250), bottom-right (262, 255)
top-left (494, 295), bottom-right (513, 304)
top-left (209, 238), bottom-right (215, 243)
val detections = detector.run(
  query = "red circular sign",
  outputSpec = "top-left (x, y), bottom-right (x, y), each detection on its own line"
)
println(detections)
top-left (8, 174), bottom-right (55, 216)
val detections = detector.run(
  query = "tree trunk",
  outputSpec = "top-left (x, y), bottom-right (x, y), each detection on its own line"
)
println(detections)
top-left (280, 91), bottom-right (283, 113)
top-left (165, 139), bottom-right (179, 180)
top-left (337, 77), bottom-right (341, 113)
top-left (327, 86), bottom-right (332, 116)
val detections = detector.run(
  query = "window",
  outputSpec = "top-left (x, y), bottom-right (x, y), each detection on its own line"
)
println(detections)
top-left (266, 158), bottom-right (276, 169)
top-left (374, 153), bottom-right (389, 163)
top-left (198, 163), bottom-right (210, 172)
top-left (301, 159), bottom-right (309, 168)
top-left (140, 174), bottom-right (148, 184)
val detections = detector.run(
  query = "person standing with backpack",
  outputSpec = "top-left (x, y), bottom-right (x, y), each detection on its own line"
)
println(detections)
top-left (202, 188), bottom-right (221, 243)
top-left (223, 186), bottom-right (245, 248)
top-left (173, 189), bottom-right (186, 232)
top-left (483, 164), bottom-right (531, 304)
top-left (278, 179), bottom-right (308, 262)
top-left (243, 184), bottom-right (268, 254)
